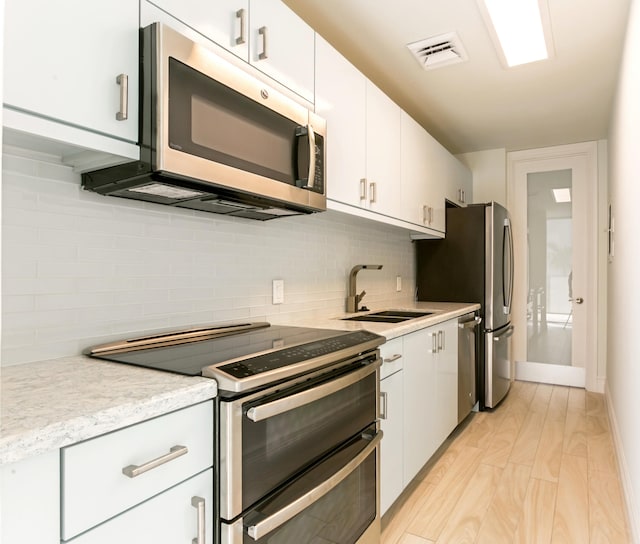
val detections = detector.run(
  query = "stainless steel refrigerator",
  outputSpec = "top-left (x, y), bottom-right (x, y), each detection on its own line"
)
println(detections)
top-left (415, 202), bottom-right (514, 409)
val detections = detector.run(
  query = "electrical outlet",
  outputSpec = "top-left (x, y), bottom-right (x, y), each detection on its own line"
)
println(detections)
top-left (396, 275), bottom-right (402, 292)
top-left (272, 279), bottom-right (284, 304)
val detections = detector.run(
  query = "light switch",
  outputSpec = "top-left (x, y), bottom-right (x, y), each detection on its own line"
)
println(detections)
top-left (272, 279), bottom-right (284, 304)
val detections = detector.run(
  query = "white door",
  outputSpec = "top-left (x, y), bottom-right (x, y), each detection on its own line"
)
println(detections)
top-left (508, 142), bottom-right (600, 390)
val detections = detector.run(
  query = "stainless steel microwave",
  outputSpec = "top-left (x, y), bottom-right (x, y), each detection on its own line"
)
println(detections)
top-left (82, 23), bottom-right (327, 221)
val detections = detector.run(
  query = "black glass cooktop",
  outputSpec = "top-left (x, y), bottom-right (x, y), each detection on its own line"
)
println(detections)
top-left (88, 325), bottom-right (383, 383)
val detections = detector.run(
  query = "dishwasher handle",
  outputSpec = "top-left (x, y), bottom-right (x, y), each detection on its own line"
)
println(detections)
top-left (459, 316), bottom-right (482, 329)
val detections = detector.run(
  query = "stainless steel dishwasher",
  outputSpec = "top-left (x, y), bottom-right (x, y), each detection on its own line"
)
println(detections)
top-left (458, 313), bottom-right (481, 423)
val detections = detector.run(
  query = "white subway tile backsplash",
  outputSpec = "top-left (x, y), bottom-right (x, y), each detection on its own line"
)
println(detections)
top-left (2, 149), bottom-right (416, 366)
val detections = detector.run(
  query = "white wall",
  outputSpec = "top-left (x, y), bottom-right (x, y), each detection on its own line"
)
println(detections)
top-left (607, 0), bottom-right (640, 539)
top-left (456, 148), bottom-right (506, 206)
top-left (1, 148), bottom-right (417, 366)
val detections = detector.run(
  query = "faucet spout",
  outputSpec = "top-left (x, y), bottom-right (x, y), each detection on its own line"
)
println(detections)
top-left (346, 265), bottom-right (383, 313)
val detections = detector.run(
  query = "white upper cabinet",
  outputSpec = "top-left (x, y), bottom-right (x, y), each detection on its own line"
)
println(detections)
top-left (444, 155), bottom-right (473, 207)
top-left (148, 0), bottom-right (314, 102)
top-left (248, 0), bottom-right (315, 103)
top-left (401, 111), bottom-right (445, 232)
top-left (149, 0), bottom-right (250, 60)
top-left (401, 111), bottom-right (472, 233)
top-left (365, 82), bottom-right (402, 217)
top-left (315, 36), bottom-right (367, 207)
top-left (316, 37), bottom-right (401, 218)
top-left (3, 0), bottom-right (139, 146)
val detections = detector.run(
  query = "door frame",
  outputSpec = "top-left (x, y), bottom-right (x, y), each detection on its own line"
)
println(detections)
top-left (507, 141), bottom-right (602, 392)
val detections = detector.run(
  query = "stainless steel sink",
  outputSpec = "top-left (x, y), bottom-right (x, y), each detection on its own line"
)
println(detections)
top-left (341, 315), bottom-right (410, 323)
top-left (341, 310), bottom-right (433, 323)
top-left (367, 310), bottom-right (433, 318)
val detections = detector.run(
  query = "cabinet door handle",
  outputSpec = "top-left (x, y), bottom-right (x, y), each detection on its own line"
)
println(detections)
top-left (383, 353), bottom-right (402, 363)
top-left (258, 26), bottom-right (268, 60)
top-left (369, 182), bottom-right (377, 204)
top-left (191, 496), bottom-right (206, 544)
top-left (122, 445), bottom-right (188, 478)
top-left (429, 206), bottom-right (434, 224)
top-left (235, 8), bottom-right (246, 45)
top-left (379, 391), bottom-right (388, 420)
top-left (115, 73), bottom-right (128, 121)
top-left (429, 332), bottom-right (438, 353)
top-left (438, 330), bottom-right (445, 351)
top-left (423, 205), bottom-right (428, 225)
top-left (360, 178), bottom-right (368, 201)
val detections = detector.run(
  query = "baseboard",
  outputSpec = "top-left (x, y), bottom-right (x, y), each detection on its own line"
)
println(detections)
top-left (605, 382), bottom-right (640, 544)
top-left (515, 360), bottom-right (586, 387)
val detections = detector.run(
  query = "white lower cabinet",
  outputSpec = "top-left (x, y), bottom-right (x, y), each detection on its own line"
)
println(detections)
top-left (379, 368), bottom-right (404, 516)
top-left (70, 469), bottom-right (214, 544)
top-left (433, 319), bottom-right (459, 446)
top-left (401, 319), bottom-right (459, 487)
top-left (61, 400), bottom-right (214, 542)
top-left (0, 451), bottom-right (59, 544)
top-left (402, 328), bottom-right (438, 485)
top-left (379, 337), bottom-right (404, 515)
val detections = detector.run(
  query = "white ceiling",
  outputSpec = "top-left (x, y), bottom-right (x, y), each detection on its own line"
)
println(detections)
top-left (283, 0), bottom-right (631, 154)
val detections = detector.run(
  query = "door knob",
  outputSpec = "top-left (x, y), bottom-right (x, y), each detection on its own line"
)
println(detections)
top-left (569, 297), bottom-right (584, 304)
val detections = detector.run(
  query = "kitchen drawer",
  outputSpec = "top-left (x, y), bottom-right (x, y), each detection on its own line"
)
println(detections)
top-left (61, 401), bottom-right (213, 540)
top-left (69, 469), bottom-right (214, 544)
top-left (379, 337), bottom-right (404, 379)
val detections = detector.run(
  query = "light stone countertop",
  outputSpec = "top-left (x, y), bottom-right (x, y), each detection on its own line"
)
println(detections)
top-left (0, 356), bottom-right (218, 465)
top-left (292, 301), bottom-right (481, 340)
top-left (0, 301), bottom-right (478, 465)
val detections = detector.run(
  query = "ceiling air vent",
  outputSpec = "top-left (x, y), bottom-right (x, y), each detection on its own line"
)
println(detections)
top-left (406, 32), bottom-right (468, 70)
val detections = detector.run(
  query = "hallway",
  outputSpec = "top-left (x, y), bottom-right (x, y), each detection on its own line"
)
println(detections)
top-left (381, 381), bottom-right (631, 543)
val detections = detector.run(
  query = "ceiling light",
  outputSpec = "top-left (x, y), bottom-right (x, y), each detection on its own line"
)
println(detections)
top-left (477, 0), bottom-right (553, 67)
top-left (552, 188), bottom-right (571, 203)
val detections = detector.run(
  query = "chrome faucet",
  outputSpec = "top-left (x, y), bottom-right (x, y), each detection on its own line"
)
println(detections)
top-left (346, 264), bottom-right (383, 313)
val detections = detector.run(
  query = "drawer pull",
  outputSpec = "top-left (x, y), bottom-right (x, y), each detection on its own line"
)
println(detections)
top-left (191, 496), bottom-right (206, 544)
top-left (383, 353), bottom-right (402, 363)
top-left (122, 445), bottom-right (188, 478)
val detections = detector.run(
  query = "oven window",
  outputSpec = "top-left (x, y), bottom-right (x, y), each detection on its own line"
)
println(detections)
top-left (243, 439), bottom-right (377, 543)
top-left (241, 367), bottom-right (377, 510)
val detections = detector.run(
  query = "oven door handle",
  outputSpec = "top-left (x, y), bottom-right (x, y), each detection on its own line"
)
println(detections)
top-left (245, 359), bottom-right (381, 422)
top-left (245, 430), bottom-right (382, 541)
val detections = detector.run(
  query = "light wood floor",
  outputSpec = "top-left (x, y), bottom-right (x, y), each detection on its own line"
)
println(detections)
top-left (381, 380), bottom-right (631, 544)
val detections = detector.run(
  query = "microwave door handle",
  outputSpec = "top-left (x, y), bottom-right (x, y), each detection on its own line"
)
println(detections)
top-left (305, 123), bottom-right (316, 189)
top-left (245, 431), bottom-right (382, 540)
top-left (295, 124), bottom-right (316, 190)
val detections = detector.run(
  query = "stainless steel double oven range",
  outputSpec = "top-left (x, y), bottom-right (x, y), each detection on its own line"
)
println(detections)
top-left (88, 323), bottom-right (385, 544)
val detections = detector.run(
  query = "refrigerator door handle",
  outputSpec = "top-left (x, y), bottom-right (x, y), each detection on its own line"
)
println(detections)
top-left (503, 218), bottom-right (514, 315)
